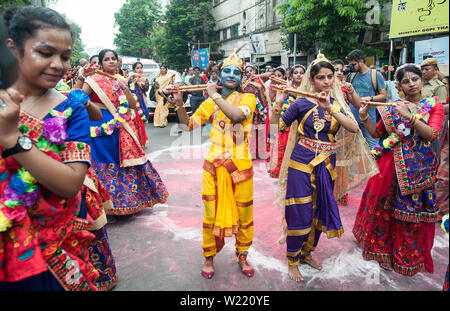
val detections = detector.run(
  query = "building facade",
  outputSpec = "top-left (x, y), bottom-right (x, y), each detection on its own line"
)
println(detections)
top-left (211, 0), bottom-right (289, 70)
top-left (210, 1), bottom-right (448, 72)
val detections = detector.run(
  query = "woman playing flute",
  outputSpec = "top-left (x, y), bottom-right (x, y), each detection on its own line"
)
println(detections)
top-left (273, 53), bottom-right (378, 282)
top-left (268, 65), bottom-right (305, 178)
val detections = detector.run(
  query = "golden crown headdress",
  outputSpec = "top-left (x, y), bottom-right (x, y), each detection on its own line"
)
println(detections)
top-left (221, 48), bottom-right (244, 72)
top-left (311, 50), bottom-right (330, 66)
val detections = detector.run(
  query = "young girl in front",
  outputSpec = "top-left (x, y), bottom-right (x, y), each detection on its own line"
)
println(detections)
top-left (0, 6), bottom-right (99, 290)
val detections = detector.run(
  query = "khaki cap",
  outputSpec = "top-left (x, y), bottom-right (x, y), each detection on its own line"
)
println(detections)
top-left (420, 57), bottom-right (438, 67)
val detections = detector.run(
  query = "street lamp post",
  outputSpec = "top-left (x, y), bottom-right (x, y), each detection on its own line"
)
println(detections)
top-left (293, 33), bottom-right (297, 66)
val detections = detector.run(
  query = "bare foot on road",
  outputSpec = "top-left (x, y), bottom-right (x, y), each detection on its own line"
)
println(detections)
top-left (288, 264), bottom-right (304, 282)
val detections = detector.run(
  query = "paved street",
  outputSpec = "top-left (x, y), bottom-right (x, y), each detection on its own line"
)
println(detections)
top-left (106, 120), bottom-right (449, 292)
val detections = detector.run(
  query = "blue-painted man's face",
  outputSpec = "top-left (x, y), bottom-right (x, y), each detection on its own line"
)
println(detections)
top-left (220, 64), bottom-right (242, 90)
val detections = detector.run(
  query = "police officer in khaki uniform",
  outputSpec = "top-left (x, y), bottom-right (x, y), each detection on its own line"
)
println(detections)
top-left (420, 57), bottom-right (447, 104)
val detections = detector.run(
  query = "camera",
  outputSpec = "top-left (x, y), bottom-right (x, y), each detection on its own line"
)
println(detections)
top-left (343, 63), bottom-right (355, 75)
top-left (0, 15), bottom-right (18, 90)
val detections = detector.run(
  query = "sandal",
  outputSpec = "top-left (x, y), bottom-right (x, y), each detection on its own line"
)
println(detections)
top-left (237, 251), bottom-right (255, 277)
top-left (201, 258), bottom-right (214, 279)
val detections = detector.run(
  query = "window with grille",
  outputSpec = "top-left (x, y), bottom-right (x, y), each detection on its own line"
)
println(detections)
top-left (230, 24), bottom-right (239, 38)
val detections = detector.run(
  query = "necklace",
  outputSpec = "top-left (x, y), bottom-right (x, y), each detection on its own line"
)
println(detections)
top-left (312, 107), bottom-right (332, 139)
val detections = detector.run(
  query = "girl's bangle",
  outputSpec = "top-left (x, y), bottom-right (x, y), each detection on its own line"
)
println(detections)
top-left (329, 105), bottom-right (340, 115)
top-left (272, 106), bottom-right (281, 114)
top-left (360, 114), bottom-right (369, 122)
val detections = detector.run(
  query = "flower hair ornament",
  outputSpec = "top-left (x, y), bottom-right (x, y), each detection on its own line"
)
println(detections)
top-left (394, 63), bottom-right (421, 79)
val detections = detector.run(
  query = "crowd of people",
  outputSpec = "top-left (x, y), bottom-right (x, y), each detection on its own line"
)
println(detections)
top-left (0, 5), bottom-right (448, 291)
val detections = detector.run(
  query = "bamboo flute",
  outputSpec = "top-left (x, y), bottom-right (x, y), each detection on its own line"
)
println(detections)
top-left (361, 101), bottom-right (397, 107)
top-left (95, 70), bottom-right (118, 80)
top-left (271, 84), bottom-right (321, 100)
top-left (165, 84), bottom-right (222, 93)
top-left (271, 84), bottom-right (397, 107)
top-left (269, 76), bottom-right (287, 85)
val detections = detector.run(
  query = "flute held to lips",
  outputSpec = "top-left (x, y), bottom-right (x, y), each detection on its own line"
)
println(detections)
top-left (270, 76), bottom-right (287, 85)
top-left (360, 101), bottom-right (397, 107)
top-left (271, 84), bottom-right (323, 100)
top-left (165, 84), bottom-right (223, 93)
top-left (272, 84), bottom-right (397, 107)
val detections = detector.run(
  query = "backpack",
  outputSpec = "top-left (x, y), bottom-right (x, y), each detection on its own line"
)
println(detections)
top-left (349, 69), bottom-right (379, 94)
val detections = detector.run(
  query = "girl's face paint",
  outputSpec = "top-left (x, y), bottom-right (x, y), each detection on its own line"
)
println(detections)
top-left (18, 28), bottom-right (73, 89)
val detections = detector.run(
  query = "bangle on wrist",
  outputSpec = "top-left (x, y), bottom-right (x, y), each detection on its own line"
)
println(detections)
top-left (84, 101), bottom-right (91, 108)
top-left (78, 75), bottom-right (86, 81)
top-left (272, 106), bottom-right (281, 114)
top-left (211, 93), bottom-right (221, 102)
top-left (360, 114), bottom-right (369, 122)
top-left (409, 114), bottom-right (416, 126)
top-left (329, 105), bottom-right (340, 115)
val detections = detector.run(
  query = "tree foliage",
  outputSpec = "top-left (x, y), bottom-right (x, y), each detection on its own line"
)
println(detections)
top-left (148, 23), bottom-right (167, 64)
top-left (1, 0), bottom-right (56, 11)
top-left (156, 0), bottom-right (216, 70)
top-left (276, 0), bottom-right (388, 59)
top-left (0, 1), bottom-right (84, 65)
top-left (1, 0), bottom-right (30, 12)
top-left (114, 0), bottom-right (162, 57)
top-left (69, 21), bottom-right (89, 65)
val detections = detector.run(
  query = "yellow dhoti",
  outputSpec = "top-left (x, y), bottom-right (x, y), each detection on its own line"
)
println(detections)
top-left (186, 91), bottom-right (257, 259)
top-left (202, 161), bottom-right (254, 258)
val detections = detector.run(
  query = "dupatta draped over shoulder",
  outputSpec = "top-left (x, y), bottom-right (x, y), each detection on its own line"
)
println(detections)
top-left (86, 73), bottom-right (147, 167)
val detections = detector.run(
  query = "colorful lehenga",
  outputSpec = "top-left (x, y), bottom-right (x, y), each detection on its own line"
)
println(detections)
top-left (0, 98), bottom-right (99, 290)
top-left (353, 97), bottom-right (444, 276)
top-left (82, 167), bottom-right (117, 291)
top-left (86, 74), bottom-right (168, 216)
top-left (436, 110), bottom-right (449, 215)
top-left (186, 92), bottom-right (256, 258)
